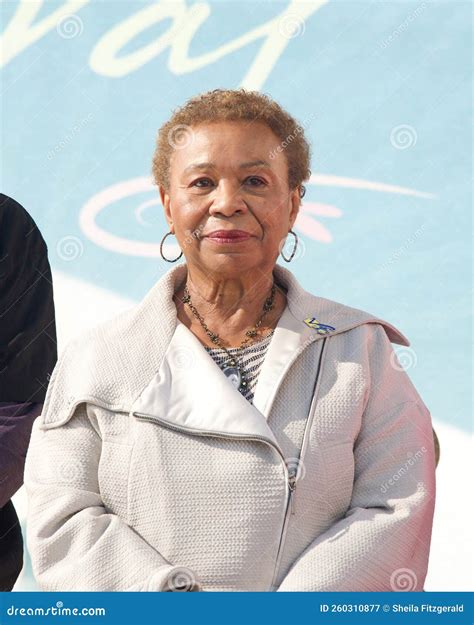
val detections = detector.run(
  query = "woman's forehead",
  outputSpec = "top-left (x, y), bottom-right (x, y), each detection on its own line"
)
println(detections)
top-left (170, 121), bottom-right (285, 171)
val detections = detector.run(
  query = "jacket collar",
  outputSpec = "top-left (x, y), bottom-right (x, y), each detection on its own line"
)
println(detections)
top-left (41, 261), bottom-right (409, 432)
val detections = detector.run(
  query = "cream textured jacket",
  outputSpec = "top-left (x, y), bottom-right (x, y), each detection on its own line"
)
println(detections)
top-left (24, 262), bottom-right (436, 592)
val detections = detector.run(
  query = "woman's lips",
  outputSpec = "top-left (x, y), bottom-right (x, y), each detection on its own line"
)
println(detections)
top-left (205, 230), bottom-right (252, 243)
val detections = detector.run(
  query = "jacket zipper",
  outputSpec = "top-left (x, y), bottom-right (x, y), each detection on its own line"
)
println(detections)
top-left (132, 410), bottom-right (291, 586)
top-left (132, 411), bottom-right (287, 465)
top-left (269, 336), bottom-right (328, 590)
top-left (132, 336), bottom-right (328, 592)
top-left (288, 470), bottom-right (297, 515)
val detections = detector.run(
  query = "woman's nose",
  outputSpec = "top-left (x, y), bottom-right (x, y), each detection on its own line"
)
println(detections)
top-left (208, 181), bottom-right (248, 215)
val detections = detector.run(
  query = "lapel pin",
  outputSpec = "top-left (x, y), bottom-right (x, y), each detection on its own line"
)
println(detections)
top-left (303, 317), bottom-right (336, 334)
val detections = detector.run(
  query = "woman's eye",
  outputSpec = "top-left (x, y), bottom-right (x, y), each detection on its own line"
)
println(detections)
top-left (245, 177), bottom-right (265, 186)
top-left (191, 177), bottom-right (265, 188)
top-left (191, 178), bottom-right (213, 188)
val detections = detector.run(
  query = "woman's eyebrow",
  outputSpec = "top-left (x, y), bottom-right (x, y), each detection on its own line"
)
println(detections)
top-left (239, 159), bottom-right (272, 170)
top-left (183, 159), bottom-right (272, 174)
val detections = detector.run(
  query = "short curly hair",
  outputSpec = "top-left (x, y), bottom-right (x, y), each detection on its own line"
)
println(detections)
top-left (151, 88), bottom-right (312, 197)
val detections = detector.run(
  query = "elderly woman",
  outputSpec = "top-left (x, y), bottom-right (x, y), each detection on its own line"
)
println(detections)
top-left (24, 89), bottom-right (436, 592)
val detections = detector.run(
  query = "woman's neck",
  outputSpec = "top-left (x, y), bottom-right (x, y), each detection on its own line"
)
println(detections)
top-left (172, 272), bottom-right (287, 349)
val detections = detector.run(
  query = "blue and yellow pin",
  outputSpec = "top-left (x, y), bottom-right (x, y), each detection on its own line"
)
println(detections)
top-left (303, 317), bottom-right (336, 335)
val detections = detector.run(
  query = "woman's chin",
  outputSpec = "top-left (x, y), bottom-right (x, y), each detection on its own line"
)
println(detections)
top-left (199, 252), bottom-right (262, 274)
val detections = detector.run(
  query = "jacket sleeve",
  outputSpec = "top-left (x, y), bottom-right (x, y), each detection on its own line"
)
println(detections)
top-left (24, 391), bottom-right (202, 591)
top-left (276, 324), bottom-right (436, 591)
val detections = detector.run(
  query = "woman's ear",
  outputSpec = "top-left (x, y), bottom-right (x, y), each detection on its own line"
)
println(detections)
top-left (289, 186), bottom-right (301, 230)
top-left (159, 185), bottom-right (172, 226)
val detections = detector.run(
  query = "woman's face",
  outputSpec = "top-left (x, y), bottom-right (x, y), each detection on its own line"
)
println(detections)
top-left (160, 120), bottom-right (301, 278)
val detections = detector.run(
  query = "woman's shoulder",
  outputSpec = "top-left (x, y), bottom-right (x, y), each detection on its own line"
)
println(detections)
top-left (39, 295), bottom-right (175, 431)
top-left (285, 287), bottom-right (410, 349)
top-left (314, 293), bottom-right (410, 347)
top-left (274, 264), bottom-right (410, 347)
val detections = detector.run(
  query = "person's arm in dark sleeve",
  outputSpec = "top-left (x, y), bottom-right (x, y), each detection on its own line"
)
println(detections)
top-left (0, 401), bottom-right (43, 508)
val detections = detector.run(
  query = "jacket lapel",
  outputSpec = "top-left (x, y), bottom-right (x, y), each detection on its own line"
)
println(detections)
top-left (131, 320), bottom-right (281, 448)
top-left (42, 260), bottom-right (410, 433)
top-left (251, 302), bottom-right (314, 419)
top-left (103, 260), bottom-right (412, 444)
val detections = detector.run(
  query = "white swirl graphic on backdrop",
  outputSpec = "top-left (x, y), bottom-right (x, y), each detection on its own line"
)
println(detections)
top-left (79, 175), bottom-right (435, 257)
top-left (79, 177), bottom-right (176, 257)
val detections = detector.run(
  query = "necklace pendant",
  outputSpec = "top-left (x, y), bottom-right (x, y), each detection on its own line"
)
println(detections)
top-left (222, 363), bottom-right (242, 389)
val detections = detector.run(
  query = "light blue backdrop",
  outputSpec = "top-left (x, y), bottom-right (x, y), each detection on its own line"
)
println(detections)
top-left (1, 0), bottom-right (471, 437)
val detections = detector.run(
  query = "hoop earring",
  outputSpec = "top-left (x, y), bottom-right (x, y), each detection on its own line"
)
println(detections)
top-left (280, 229), bottom-right (298, 262)
top-left (160, 231), bottom-right (183, 263)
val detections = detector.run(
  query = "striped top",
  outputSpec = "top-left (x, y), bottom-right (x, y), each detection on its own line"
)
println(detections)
top-left (204, 330), bottom-right (275, 404)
